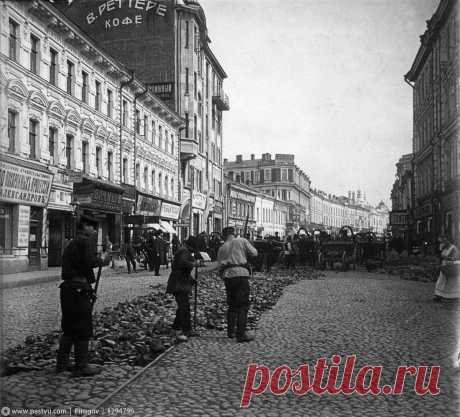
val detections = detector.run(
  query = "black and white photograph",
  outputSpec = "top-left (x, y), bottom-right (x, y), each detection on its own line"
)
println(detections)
top-left (0, 0), bottom-right (459, 415)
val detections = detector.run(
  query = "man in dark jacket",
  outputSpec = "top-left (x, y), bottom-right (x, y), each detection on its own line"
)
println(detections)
top-left (166, 236), bottom-right (198, 342)
top-left (124, 240), bottom-right (137, 274)
top-left (152, 231), bottom-right (162, 276)
top-left (56, 215), bottom-right (110, 377)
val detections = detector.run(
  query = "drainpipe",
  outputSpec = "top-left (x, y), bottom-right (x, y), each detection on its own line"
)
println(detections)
top-left (119, 70), bottom-right (134, 249)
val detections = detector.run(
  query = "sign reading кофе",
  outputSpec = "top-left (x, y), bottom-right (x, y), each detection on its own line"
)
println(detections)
top-left (0, 160), bottom-right (53, 207)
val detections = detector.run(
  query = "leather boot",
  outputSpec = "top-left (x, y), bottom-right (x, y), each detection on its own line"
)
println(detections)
top-left (227, 311), bottom-right (237, 338)
top-left (236, 310), bottom-right (254, 343)
top-left (73, 341), bottom-right (101, 377)
top-left (56, 336), bottom-right (73, 372)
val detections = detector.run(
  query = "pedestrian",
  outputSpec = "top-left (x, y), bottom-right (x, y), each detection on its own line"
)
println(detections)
top-left (124, 240), bottom-right (137, 274)
top-left (217, 226), bottom-right (258, 343)
top-left (172, 233), bottom-right (180, 256)
top-left (166, 236), bottom-right (199, 342)
top-left (56, 215), bottom-right (110, 377)
top-left (434, 234), bottom-right (460, 302)
top-left (152, 230), bottom-right (162, 276)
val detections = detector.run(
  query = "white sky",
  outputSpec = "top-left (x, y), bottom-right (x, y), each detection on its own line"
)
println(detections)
top-left (200, 0), bottom-right (439, 206)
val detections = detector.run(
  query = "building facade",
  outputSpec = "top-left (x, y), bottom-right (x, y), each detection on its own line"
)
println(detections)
top-left (405, 0), bottom-right (459, 247)
top-left (224, 180), bottom-right (257, 237)
top-left (1, 0), bottom-right (182, 272)
top-left (389, 154), bottom-right (414, 248)
top-left (224, 153), bottom-right (311, 233)
top-left (59, 0), bottom-right (228, 240)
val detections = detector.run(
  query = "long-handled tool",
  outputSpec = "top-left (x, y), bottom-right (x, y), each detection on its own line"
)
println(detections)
top-left (91, 265), bottom-right (103, 310)
top-left (193, 260), bottom-right (199, 330)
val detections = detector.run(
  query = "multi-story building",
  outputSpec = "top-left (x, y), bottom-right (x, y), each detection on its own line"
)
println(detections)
top-left (310, 189), bottom-right (389, 237)
top-left (224, 153), bottom-right (311, 233)
top-left (254, 194), bottom-right (289, 239)
top-left (405, 0), bottom-right (459, 247)
top-left (59, 0), bottom-right (229, 240)
top-left (389, 154), bottom-right (414, 248)
top-left (0, 0), bottom-right (182, 273)
top-left (224, 180), bottom-right (257, 237)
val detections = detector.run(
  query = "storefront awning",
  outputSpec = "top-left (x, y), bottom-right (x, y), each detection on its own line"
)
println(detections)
top-left (160, 220), bottom-right (176, 234)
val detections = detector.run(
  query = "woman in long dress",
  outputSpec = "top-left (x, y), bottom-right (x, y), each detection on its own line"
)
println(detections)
top-left (434, 235), bottom-right (460, 301)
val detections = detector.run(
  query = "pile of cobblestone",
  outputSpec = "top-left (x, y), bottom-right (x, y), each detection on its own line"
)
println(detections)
top-left (1, 267), bottom-right (321, 375)
top-left (383, 255), bottom-right (440, 282)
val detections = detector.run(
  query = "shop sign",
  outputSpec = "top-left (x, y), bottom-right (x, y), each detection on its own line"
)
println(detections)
top-left (229, 189), bottom-right (256, 203)
top-left (137, 193), bottom-right (161, 216)
top-left (192, 192), bottom-right (206, 210)
top-left (18, 205), bottom-right (30, 248)
top-left (73, 188), bottom-right (122, 211)
top-left (214, 202), bottom-right (223, 215)
top-left (67, 170), bottom-right (83, 183)
top-left (152, 82), bottom-right (174, 100)
top-left (0, 161), bottom-right (53, 207)
top-left (161, 202), bottom-right (180, 219)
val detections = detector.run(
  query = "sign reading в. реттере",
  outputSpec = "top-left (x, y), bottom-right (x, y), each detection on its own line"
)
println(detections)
top-left (0, 161), bottom-right (53, 207)
top-left (86, 0), bottom-right (167, 30)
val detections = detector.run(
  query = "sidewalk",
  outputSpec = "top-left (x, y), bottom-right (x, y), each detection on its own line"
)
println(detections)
top-left (1, 262), bottom-right (219, 290)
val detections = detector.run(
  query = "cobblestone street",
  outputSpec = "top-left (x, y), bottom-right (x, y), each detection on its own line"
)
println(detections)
top-left (104, 270), bottom-right (460, 416)
top-left (1, 267), bottom-right (170, 351)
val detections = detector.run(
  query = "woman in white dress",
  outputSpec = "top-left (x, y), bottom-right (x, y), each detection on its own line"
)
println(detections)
top-left (434, 235), bottom-right (460, 301)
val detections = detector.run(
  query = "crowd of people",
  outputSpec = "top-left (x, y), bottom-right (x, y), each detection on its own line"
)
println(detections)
top-left (56, 215), bottom-right (459, 377)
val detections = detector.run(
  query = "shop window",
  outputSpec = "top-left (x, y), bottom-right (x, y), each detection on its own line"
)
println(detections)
top-left (49, 48), bottom-right (58, 86)
top-left (8, 110), bottom-right (17, 153)
top-left (29, 119), bottom-right (38, 160)
top-left (0, 205), bottom-right (13, 252)
top-left (30, 35), bottom-right (39, 74)
top-left (9, 20), bottom-right (19, 61)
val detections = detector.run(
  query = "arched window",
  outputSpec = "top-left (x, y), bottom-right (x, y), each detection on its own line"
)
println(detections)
top-left (143, 167), bottom-right (148, 190)
top-left (151, 170), bottom-right (155, 193)
top-left (158, 172), bottom-right (162, 194)
top-left (164, 175), bottom-right (169, 196)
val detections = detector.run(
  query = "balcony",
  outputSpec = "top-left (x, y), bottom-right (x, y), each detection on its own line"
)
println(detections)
top-left (212, 89), bottom-right (230, 111)
top-left (180, 137), bottom-right (199, 161)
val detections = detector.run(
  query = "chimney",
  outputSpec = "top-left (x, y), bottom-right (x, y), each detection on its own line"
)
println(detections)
top-left (251, 154), bottom-right (255, 160)
top-left (236, 155), bottom-right (242, 163)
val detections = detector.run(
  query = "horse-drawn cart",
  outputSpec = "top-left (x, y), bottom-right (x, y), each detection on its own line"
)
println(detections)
top-left (317, 226), bottom-right (358, 271)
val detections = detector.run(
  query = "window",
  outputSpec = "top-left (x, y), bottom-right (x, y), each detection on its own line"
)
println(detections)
top-left (49, 127), bottom-right (57, 159)
top-left (66, 61), bottom-right (74, 95)
top-left (171, 178), bottom-right (174, 198)
top-left (8, 110), bottom-right (16, 153)
top-left (135, 109), bottom-right (140, 134)
top-left (30, 35), bottom-right (39, 74)
top-left (135, 163), bottom-right (140, 186)
top-left (107, 89), bottom-right (113, 118)
top-left (29, 120), bottom-right (38, 160)
top-left (49, 49), bottom-right (58, 85)
top-left (165, 130), bottom-right (169, 152)
top-left (123, 158), bottom-right (128, 183)
top-left (158, 172), bottom-right (162, 194)
top-left (165, 176), bottom-right (169, 196)
top-left (107, 151), bottom-right (113, 181)
top-left (185, 21), bottom-right (189, 49)
top-left (158, 126), bottom-right (163, 148)
top-left (96, 147), bottom-right (102, 177)
top-left (144, 167), bottom-right (148, 190)
top-left (151, 120), bottom-right (156, 143)
top-left (95, 81), bottom-right (101, 111)
top-left (143, 115), bottom-right (148, 136)
top-left (185, 113), bottom-right (189, 138)
top-left (151, 170), bottom-right (156, 193)
top-left (81, 71), bottom-right (88, 102)
top-left (66, 134), bottom-right (73, 169)
top-left (194, 114), bottom-right (197, 140)
top-left (171, 135), bottom-right (175, 155)
top-left (82, 141), bottom-right (89, 173)
top-left (9, 20), bottom-right (18, 61)
top-left (194, 25), bottom-right (198, 51)
top-left (185, 67), bottom-right (189, 94)
top-left (122, 100), bottom-right (128, 126)
top-left (194, 72), bottom-right (197, 99)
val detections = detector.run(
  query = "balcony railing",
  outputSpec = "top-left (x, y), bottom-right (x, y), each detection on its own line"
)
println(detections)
top-left (212, 89), bottom-right (230, 111)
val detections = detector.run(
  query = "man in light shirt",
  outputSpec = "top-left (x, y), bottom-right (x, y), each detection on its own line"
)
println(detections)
top-left (217, 227), bottom-right (258, 343)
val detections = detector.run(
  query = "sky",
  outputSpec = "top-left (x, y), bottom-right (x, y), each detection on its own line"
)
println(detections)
top-left (199, 0), bottom-right (440, 206)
